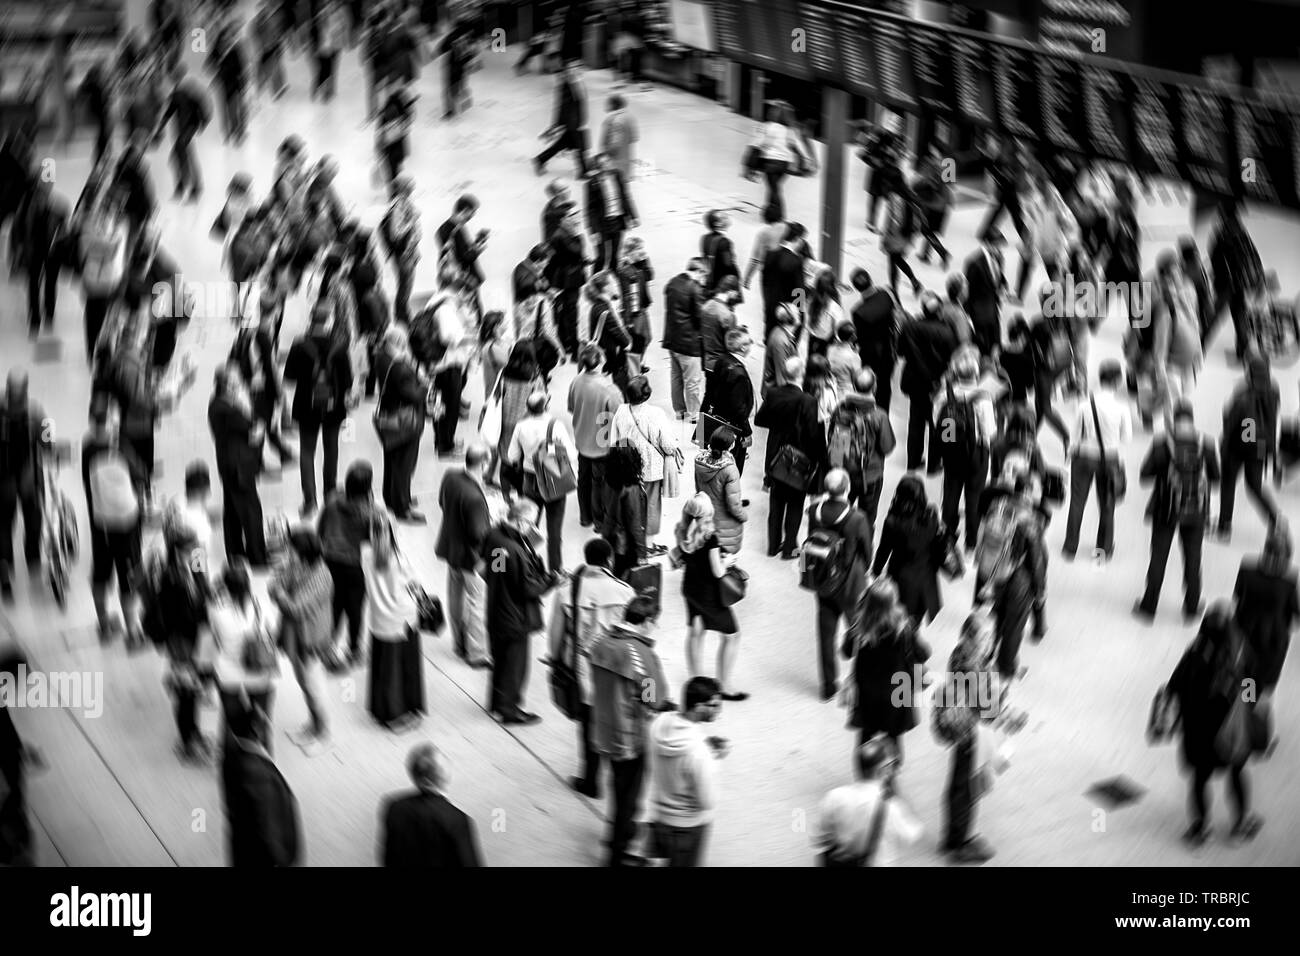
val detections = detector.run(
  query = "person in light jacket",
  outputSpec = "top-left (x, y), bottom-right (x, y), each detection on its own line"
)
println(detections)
top-left (599, 93), bottom-right (639, 182)
top-left (694, 427), bottom-right (748, 555)
top-left (751, 100), bottom-right (809, 220)
top-left (1152, 250), bottom-right (1205, 407)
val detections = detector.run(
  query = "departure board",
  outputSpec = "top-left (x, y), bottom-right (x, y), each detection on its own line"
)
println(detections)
top-left (1129, 75), bottom-right (1181, 180)
top-left (906, 22), bottom-right (955, 116)
top-left (992, 44), bottom-right (1041, 141)
top-left (1036, 51), bottom-right (1087, 154)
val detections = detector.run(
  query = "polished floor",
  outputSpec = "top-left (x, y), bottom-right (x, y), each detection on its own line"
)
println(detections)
top-left (3, 26), bottom-right (1299, 866)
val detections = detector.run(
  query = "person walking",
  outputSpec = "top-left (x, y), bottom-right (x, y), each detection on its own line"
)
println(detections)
top-left (379, 174), bottom-right (421, 325)
top-left (380, 744), bottom-right (484, 867)
top-left (973, 474), bottom-right (1046, 684)
top-left (699, 279), bottom-right (740, 380)
top-left (1206, 202), bottom-right (1265, 361)
top-left (205, 559), bottom-right (278, 753)
top-left (825, 322), bottom-right (863, 400)
top-left (220, 705), bottom-right (301, 867)
top-left (436, 442), bottom-right (494, 670)
top-left (1133, 401), bottom-right (1220, 624)
top-left (585, 274), bottom-right (633, 391)
top-left (646, 676), bottom-right (727, 867)
top-left (317, 462), bottom-right (376, 669)
top-left (674, 494), bottom-right (748, 701)
top-left (1234, 522), bottom-right (1297, 745)
top-left (372, 325), bottom-right (429, 524)
top-left (361, 518), bottom-right (426, 732)
top-left (755, 356), bottom-right (826, 559)
top-left (608, 376), bottom-right (681, 556)
top-left (207, 364), bottom-right (269, 567)
top-left (662, 259), bottom-right (708, 423)
top-left (749, 100), bottom-right (809, 221)
top-left (806, 266), bottom-right (846, 358)
top-left (872, 476), bottom-right (946, 628)
top-left (482, 498), bottom-right (563, 725)
top-left (269, 527), bottom-right (333, 756)
top-left (599, 94), bottom-right (639, 182)
top-left (935, 348), bottom-right (998, 549)
top-left (962, 230), bottom-right (1008, 358)
top-left (584, 152), bottom-right (637, 274)
top-left (761, 302), bottom-right (802, 401)
top-left (1217, 353), bottom-right (1280, 541)
top-left (806, 469), bottom-right (873, 700)
top-left (534, 61), bottom-right (589, 178)
top-left (760, 223), bottom-right (807, 342)
top-left (569, 346), bottom-right (623, 530)
top-left (1062, 360), bottom-right (1131, 561)
top-left (588, 592), bottom-right (673, 866)
top-left (700, 210), bottom-right (740, 298)
top-left (850, 269), bottom-right (899, 413)
top-left (844, 579), bottom-right (931, 757)
top-left (506, 391), bottom-right (579, 573)
top-left (897, 291), bottom-right (959, 473)
top-left (814, 735), bottom-right (922, 867)
top-left (284, 303), bottom-right (354, 517)
top-left (544, 205), bottom-right (588, 360)
top-left (700, 329), bottom-right (755, 475)
top-left (825, 369), bottom-right (894, 524)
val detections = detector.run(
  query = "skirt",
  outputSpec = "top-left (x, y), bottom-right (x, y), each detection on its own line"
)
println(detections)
top-left (368, 626), bottom-right (426, 726)
top-left (685, 596), bottom-right (738, 635)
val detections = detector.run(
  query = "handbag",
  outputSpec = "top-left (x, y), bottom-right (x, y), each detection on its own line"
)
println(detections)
top-left (936, 532), bottom-right (966, 580)
top-left (240, 601), bottom-right (278, 674)
top-left (547, 570), bottom-right (585, 720)
top-left (740, 144), bottom-right (762, 179)
top-left (719, 565), bottom-right (748, 607)
top-left (1090, 396), bottom-right (1127, 501)
top-left (531, 419), bottom-right (578, 502)
top-left (1214, 694), bottom-right (1251, 765)
top-left (478, 369), bottom-right (505, 445)
top-left (770, 443), bottom-right (817, 492)
top-left (1146, 684), bottom-right (1180, 744)
top-left (372, 361), bottom-right (424, 449)
top-left (695, 410), bottom-right (730, 448)
top-left (408, 583), bottom-right (445, 634)
top-left (530, 298), bottom-right (560, 373)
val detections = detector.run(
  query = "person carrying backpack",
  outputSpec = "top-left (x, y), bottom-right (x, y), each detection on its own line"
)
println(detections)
top-left (1217, 352), bottom-right (1280, 542)
top-left (802, 470), bottom-right (873, 701)
top-left (825, 369), bottom-right (895, 526)
top-left (935, 347), bottom-right (997, 550)
top-left (972, 474), bottom-right (1046, 683)
top-left (284, 302), bottom-right (354, 517)
top-left (1134, 400), bottom-right (1220, 624)
top-left (78, 196), bottom-right (129, 360)
top-left (82, 395), bottom-right (148, 645)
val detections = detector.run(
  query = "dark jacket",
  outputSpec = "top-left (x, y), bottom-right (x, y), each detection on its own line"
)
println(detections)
top-left (207, 394), bottom-right (261, 490)
top-left (807, 497), bottom-right (873, 605)
top-left (435, 470), bottom-right (492, 570)
top-left (1222, 380), bottom-right (1279, 463)
top-left (963, 248), bottom-right (1004, 338)
top-left (1208, 221), bottom-right (1263, 297)
top-left (512, 259), bottom-right (548, 305)
top-left (897, 315), bottom-right (959, 397)
top-left (755, 384), bottom-right (826, 478)
top-left (761, 245), bottom-right (803, 308)
top-left (852, 287), bottom-right (897, 372)
top-left (1233, 560), bottom-right (1298, 691)
top-left (380, 791), bottom-right (483, 867)
top-left (551, 74), bottom-right (587, 132)
top-left (976, 488), bottom-right (1048, 601)
top-left (284, 330), bottom-right (353, 426)
top-left (221, 738), bottom-right (301, 867)
top-left (585, 169), bottom-right (636, 233)
top-left (849, 620), bottom-right (930, 738)
top-left (436, 218), bottom-right (485, 287)
top-left (317, 493), bottom-right (373, 568)
top-left (587, 621), bottom-right (671, 761)
top-left (1168, 625), bottom-right (1254, 770)
top-left (700, 231), bottom-right (738, 295)
top-left (702, 352), bottom-right (755, 438)
top-left (541, 196), bottom-right (569, 245)
top-left (590, 299), bottom-right (633, 376)
top-left (481, 523), bottom-right (557, 640)
top-left (1138, 432), bottom-right (1221, 526)
top-left (872, 505), bottom-right (945, 624)
top-left (661, 273), bottom-right (704, 356)
top-left (375, 353), bottom-right (427, 416)
top-left (544, 226), bottom-right (587, 290)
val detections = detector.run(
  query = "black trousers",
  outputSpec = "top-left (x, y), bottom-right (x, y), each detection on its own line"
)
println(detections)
top-left (26, 251), bottom-right (58, 333)
top-left (382, 144), bottom-right (406, 185)
top-left (732, 440), bottom-right (748, 477)
top-left (816, 594), bottom-right (853, 697)
top-left (1219, 451), bottom-right (1275, 528)
top-left (607, 755), bottom-right (645, 865)
top-left (576, 702), bottom-right (602, 794)
top-left (592, 228), bottom-right (624, 275)
top-left (0, 705), bottom-right (28, 863)
top-left (175, 686), bottom-right (200, 749)
top-left (297, 418), bottom-right (340, 508)
top-left (869, 361), bottom-right (894, 413)
top-left (554, 288), bottom-right (581, 358)
top-left (941, 448), bottom-right (990, 549)
top-left (1063, 455), bottom-right (1116, 556)
top-left (536, 127), bottom-right (588, 177)
top-left (762, 159), bottom-right (788, 220)
top-left (577, 455), bottom-right (608, 526)
top-left (1189, 761), bottom-right (1249, 830)
top-left (488, 631), bottom-right (530, 717)
top-left (382, 436), bottom-right (421, 515)
top-left (84, 295), bottom-right (111, 360)
top-left (218, 81), bottom-right (247, 142)
top-left (767, 480), bottom-right (805, 558)
top-left (888, 252), bottom-right (919, 297)
top-left (977, 189), bottom-right (1027, 243)
top-left (524, 474), bottom-right (567, 572)
top-left (221, 480), bottom-right (267, 566)
top-left (905, 389), bottom-right (935, 470)
top-left (856, 475), bottom-right (884, 529)
top-left (327, 559), bottom-right (366, 655)
top-left (991, 568), bottom-right (1033, 681)
top-left (433, 366), bottom-right (464, 453)
top-left (394, 258), bottom-right (415, 325)
top-left (0, 479), bottom-right (42, 572)
top-left (1138, 521), bottom-right (1204, 615)
top-left (943, 736), bottom-right (977, 850)
top-left (1204, 289), bottom-right (1250, 358)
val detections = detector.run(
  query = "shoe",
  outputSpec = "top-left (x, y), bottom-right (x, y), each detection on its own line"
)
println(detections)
top-left (1183, 602), bottom-right (1206, 623)
top-left (720, 691), bottom-right (750, 702)
top-left (646, 543), bottom-right (669, 556)
top-left (467, 659), bottom-right (493, 670)
top-left (1230, 814), bottom-right (1263, 841)
top-left (780, 549), bottom-right (801, 561)
top-left (301, 735), bottom-right (331, 758)
top-left (569, 777), bottom-right (599, 799)
top-left (1061, 548), bottom-right (1076, 561)
top-left (500, 711), bottom-right (542, 726)
top-left (396, 510), bottom-right (427, 525)
top-left (1181, 822), bottom-right (1211, 847)
top-left (617, 852), bottom-right (649, 867)
top-left (820, 684), bottom-right (837, 702)
top-left (410, 497), bottom-right (419, 506)
top-left (948, 837), bottom-right (995, 864)
top-left (579, 518), bottom-right (593, 528)
top-left (533, 157), bottom-right (545, 176)
top-left (740, 498), bottom-right (751, 507)
top-left (1131, 601), bottom-right (1156, 624)
top-left (1214, 523), bottom-right (1231, 542)
top-left (300, 500), bottom-right (317, 518)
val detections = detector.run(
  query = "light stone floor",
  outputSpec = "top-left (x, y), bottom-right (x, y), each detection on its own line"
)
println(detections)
top-left (2, 24), bottom-right (1299, 866)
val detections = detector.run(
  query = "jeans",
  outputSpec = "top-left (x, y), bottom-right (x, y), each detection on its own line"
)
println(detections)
top-left (941, 448), bottom-right (990, 549)
top-left (1218, 451), bottom-right (1275, 528)
top-left (221, 481), bottom-right (267, 566)
top-left (297, 418), bottom-right (340, 508)
top-left (447, 565), bottom-right (490, 664)
top-left (943, 736), bottom-right (977, 850)
top-left (607, 755), bottom-right (646, 865)
top-left (592, 228), bottom-right (624, 274)
top-left (668, 352), bottom-right (704, 418)
top-left (767, 480), bottom-right (806, 558)
top-left (382, 437), bottom-right (420, 515)
top-left (650, 821), bottom-right (710, 867)
top-left (577, 455), bottom-right (608, 526)
top-left (762, 159), bottom-right (788, 219)
top-left (1062, 455), bottom-right (1117, 556)
top-left (991, 569), bottom-right (1033, 681)
top-left (1138, 521), bottom-right (1205, 615)
top-left (523, 473), bottom-right (567, 572)
top-left (327, 560), bottom-right (366, 656)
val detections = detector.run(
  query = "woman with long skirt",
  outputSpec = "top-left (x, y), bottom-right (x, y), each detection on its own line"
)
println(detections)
top-left (362, 517), bottom-right (426, 732)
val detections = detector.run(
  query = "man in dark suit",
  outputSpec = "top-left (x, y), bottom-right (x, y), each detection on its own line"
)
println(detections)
top-left (849, 268), bottom-right (898, 413)
top-left (481, 498), bottom-right (563, 725)
top-left (436, 194), bottom-right (487, 315)
top-left (540, 178), bottom-right (572, 245)
top-left (534, 61), bottom-right (589, 178)
top-left (512, 244), bottom-right (551, 306)
top-left (221, 706), bottom-right (300, 867)
top-left (585, 152), bottom-right (637, 273)
top-left (807, 469), bottom-right (873, 700)
top-left (898, 291), bottom-right (960, 472)
top-left (207, 363), bottom-right (268, 566)
top-left (380, 743), bottom-right (483, 867)
top-left (962, 230), bottom-right (1007, 358)
top-left (755, 356), bottom-right (827, 559)
top-left (701, 329), bottom-right (755, 475)
top-left (436, 442), bottom-right (494, 669)
top-left (544, 204), bottom-right (588, 358)
top-left (662, 259), bottom-right (708, 421)
top-left (761, 223), bottom-right (807, 342)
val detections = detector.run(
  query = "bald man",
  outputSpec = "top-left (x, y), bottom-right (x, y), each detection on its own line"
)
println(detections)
top-left (0, 372), bottom-right (50, 599)
top-left (436, 442), bottom-right (494, 668)
top-left (755, 356), bottom-right (827, 559)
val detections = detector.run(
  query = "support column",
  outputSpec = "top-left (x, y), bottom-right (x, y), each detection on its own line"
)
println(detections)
top-left (727, 61), bottom-right (743, 114)
top-left (749, 69), bottom-right (766, 121)
top-left (820, 85), bottom-right (848, 278)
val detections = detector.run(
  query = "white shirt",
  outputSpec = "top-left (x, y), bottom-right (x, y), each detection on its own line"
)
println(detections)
top-left (362, 551), bottom-right (419, 639)
top-left (756, 121), bottom-right (802, 164)
top-left (508, 414), bottom-right (579, 475)
top-left (814, 781), bottom-right (922, 867)
top-left (1070, 387), bottom-right (1132, 461)
top-left (205, 599), bottom-right (277, 691)
top-left (177, 499), bottom-right (213, 566)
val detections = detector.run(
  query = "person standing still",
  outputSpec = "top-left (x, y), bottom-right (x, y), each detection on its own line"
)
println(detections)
top-left (1062, 360), bottom-right (1131, 561)
top-left (662, 259), bottom-right (708, 423)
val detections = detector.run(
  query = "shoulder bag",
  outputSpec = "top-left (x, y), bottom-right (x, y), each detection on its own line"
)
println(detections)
top-left (1090, 396), bottom-right (1126, 501)
top-left (372, 360), bottom-right (424, 449)
top-left (532, 419), bottom-right (578, 502)
top-left (547, 568), bottom-right (585, 720)
top-left (719, 564), bottom-right (749, 607)
top-left (531, 297), bottom-right (560, 373)
top-left (771, 443), bottom-right (817, 492)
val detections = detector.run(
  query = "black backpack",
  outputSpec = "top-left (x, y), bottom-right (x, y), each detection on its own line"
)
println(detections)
top-left (1161, 436), bottom-right (1210, 525)
top-left (939, 382), bottom-right (980, 463)
top-left (306, 338), bottom-right (338, 416)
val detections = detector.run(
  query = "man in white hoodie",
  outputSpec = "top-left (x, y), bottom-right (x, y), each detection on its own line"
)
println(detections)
top-left (646, 676), bottom-right (727, 867)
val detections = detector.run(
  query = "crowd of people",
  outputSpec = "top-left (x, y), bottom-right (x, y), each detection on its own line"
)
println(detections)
top-left (0, 0), bottom-right (1296, 868)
